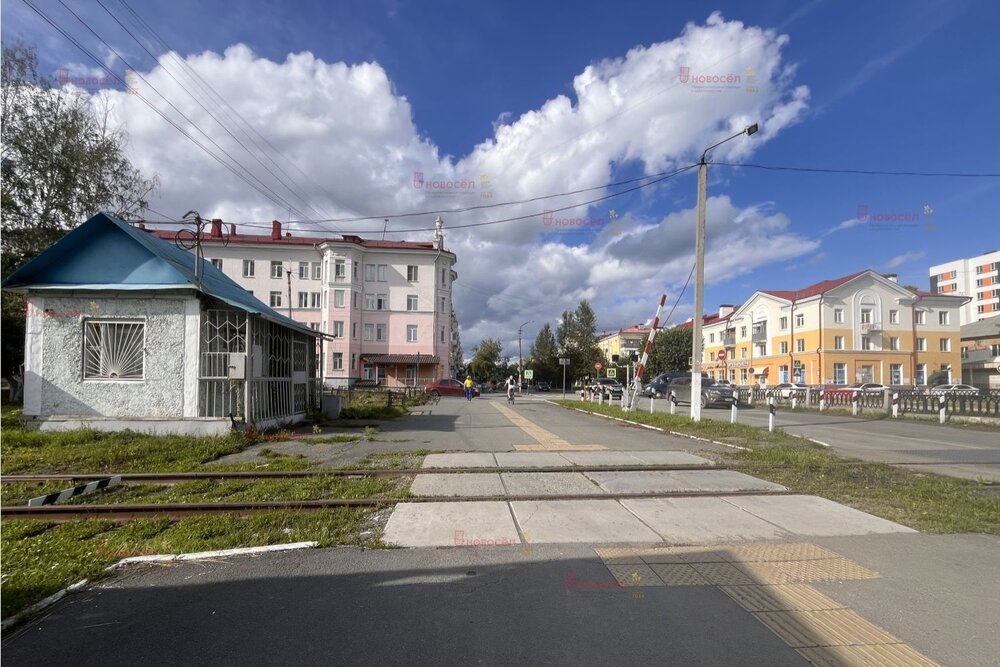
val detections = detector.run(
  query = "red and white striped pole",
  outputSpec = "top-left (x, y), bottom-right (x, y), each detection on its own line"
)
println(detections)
top-left (626, 294), bottom-right (666, 411)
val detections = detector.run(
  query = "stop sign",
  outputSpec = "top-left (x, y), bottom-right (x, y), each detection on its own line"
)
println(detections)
top-left (717, 349), bottom-right (727, 361)
top-left (595, 362), bottom-right (603, 371)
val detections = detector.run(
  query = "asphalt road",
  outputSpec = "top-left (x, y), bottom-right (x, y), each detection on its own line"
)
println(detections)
top-left (638, 396), bottom-right (1000, 482)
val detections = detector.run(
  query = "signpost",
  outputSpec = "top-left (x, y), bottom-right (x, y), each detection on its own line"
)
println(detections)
top-left (559, 358), bottom-right (570, 399)
top-left (595, 362), bottom-right (603, 371)
top-left (717, 349), bottom-right (727, 384)
top-left (607, 368), bottom-right (617, 379)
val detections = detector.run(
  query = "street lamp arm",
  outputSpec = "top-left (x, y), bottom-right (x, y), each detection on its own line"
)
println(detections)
top-left (700, 124), bottom-right (759, 163)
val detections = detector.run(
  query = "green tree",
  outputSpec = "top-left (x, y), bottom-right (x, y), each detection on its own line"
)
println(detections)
top-left (1, 42), bottom-right (157, 387)
top-left (468, 337), bottom-right (502, 381)
top-left (450, 310), bottom-right (464, 376)
top-left (555, 300), bottom-right (603, 384)
top-left (529, 323), bottom-right (558, 384)
top-left (646, 327), bottom-right (693, 377)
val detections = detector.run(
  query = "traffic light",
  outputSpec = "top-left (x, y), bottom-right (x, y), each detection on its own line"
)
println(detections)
top-left (611, 354), bottom-right (619, 363)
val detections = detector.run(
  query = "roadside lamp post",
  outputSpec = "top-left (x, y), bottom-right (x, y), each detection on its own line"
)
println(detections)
top-left (518, 320), bottom-right (532, 394)
top-left (691, 123), bottom-right (758, 421)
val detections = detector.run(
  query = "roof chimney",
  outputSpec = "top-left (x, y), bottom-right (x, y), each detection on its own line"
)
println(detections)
top-left (885, 273), bottom-right (898, 283)
top-left (230, 223), bottom-right (236, 236)
top-left (210, 218), bottom-right (222, 238)
top-left (138, 223), bottom-right (146, 230)
top-left (719, 304), bottom-right (736, 318)
top-left (271, 220), bottom-right (281, 240)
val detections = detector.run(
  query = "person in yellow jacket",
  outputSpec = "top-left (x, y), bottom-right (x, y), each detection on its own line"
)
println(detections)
top-left (464, 376), bottom-right (475, 401)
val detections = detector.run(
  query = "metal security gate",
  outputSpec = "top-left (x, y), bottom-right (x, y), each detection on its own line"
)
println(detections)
top-left (198, 309), bottom-right (247, 418)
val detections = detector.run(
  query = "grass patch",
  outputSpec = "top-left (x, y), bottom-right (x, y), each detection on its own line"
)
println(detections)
top-left (561, 401), bottom-right (1000, 534)
top-left (305, 433), bottom-right (362, 445)
top-left (344, 450), bottom-right (433, 470)
top-left (1, 509), bottom-right (377, 619)
top-left (340, 405), bottom-right (409, 420)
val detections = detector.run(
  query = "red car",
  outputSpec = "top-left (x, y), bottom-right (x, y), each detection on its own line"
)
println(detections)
top-left (425, 379), bottom-right (480, 398)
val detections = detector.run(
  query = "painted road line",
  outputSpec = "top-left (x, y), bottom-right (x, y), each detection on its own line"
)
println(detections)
top-left (492, 401), bottom-right (606, 451)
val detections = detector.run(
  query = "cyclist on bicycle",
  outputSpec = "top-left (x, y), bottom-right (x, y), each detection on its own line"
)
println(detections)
top-left (504, 375), bottom-right (516, 403)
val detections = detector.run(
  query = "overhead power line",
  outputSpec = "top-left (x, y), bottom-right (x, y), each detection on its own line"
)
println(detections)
top-left (714, 162), bottom-right (1000, 178)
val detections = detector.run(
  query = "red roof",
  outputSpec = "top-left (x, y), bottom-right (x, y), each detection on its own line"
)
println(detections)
top-left (674, 312), bottom-right (733, 330)
top-left (759, 271), bottom-right (867, 301)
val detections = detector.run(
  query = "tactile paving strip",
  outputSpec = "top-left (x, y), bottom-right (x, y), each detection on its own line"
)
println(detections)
top-left (753, 609), bottom-right (903, 648)
top-left (689, 562), bottom-right (757, 586)
top-left (797, 643), bottom-right (940, 666)
top-left (648, 563), bottom-right (709, 586)
top-left (606, 563), bottom-right (662, 587)
top-left (719, 584), bottom-right (846, 613)
top-left (724, 542), bottom-right (841, 563)
top-left (735, 559), bottom-right (880, 585)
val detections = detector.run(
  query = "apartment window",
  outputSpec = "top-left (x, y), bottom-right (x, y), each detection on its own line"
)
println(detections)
top-left (834, 336), bottom-right (844, 350)
top-left (352, 322), bottom-right (358, 339)
top-left (916, 337), bottom-right (926, 352)
top-left (332, 321), bottom-right (344, 338)
top-left (890, 336), bottom-right (900, 351)
top-left (364, 323), bottom-right (375, 341)
top-left (312, 262), bottom-right (321, 280)
top-left (407, 325), bottom-right (418, 342)
top-left (332, 353), bottom-right (343, 370)
top-left (335, 260), bottom-right (346, 280)
top-left (740, 326), bottom-right (747, 338)
top-left (729, 370), bottom-right (735, 383)
top-left (407, 265), bottom-right (419, 281)
top-left (269, 292), bottom-right (282, 308)
top-left (755, 342), bottom-right (766, 356)
top-left (860, 308), bottom-right (872, 324)
top-left (407, 295), bottom-right (418, 311)
top-left (834, 363), bottom-right (846, 385)
top-left (741, 348), bottom-right (747, 359)
top-left (834, 308), bottom-right (844, 324)
top-left (83, 320), bottom-right (145, 380)
top-left (779, 317), bottom-right (788, 330)
top-left (270, 261), bottom-right (283, 279)
top-left (376, 324), bottom-right (386, 341)
top-left (441, 327), bottom-right (446, 343)
top-left (352, 291), bottom-right (358, 309)
top-left (376, 294), bottom-right (388, 311)
top-left (710, 352), bottom-right (716, 361)
top-left (334, 290), bottom-right (345, 308)
top-left (709, 333), bottom-right (714, 343)
top-left (796, 338), bottom-right (805, 353)
top-left (440, 297), bottom-right (446, 313)
top-left (351, 353), bottom-right (356, 371)
top-left (890, 363), bottom-right (902, 384)
top-left (889, 309), bottom-right (899, 324)
top-left (916, 364), bottom-right (927, 385)
top-left (353, 261), bottom-right (358, 279)
top-left (979, 305), bottom-right (987, 313)
top-left (324, 291), bottom-right (328, 307)
top-left (861, 335), bottom-right (872, 351)
top-left (311, 292), bottom-right (321, 308)
top-left (976, 279), bottom-right (985, 287)
top-left (365, 264), bottom-right (376, 281)
top-left (297, 292), bottom-right (309, 308)
top-left (795, 313), bottom-right (804, 327)
top-left (939, 338), bottom-right (951, 352)
top-left (780, 341), bottom-right (788, 354)
top-left (939, 311), bottom-right (950, 325)
top-left (365, 293), bottom-right (377, 310)
top-left (210, 258), bottom-right (222, 270)
top-left (991, 344), bottom-right (1000, 357)
top-left (779, 365), bottom-right (789, 383)
top-left (242, 259), bottom-right (255, 277)
top-left (309, 322), bottom-right (320, 331)
top-left (377, 264), bottom-right (387, 282)
top-left (915, 311), bottom-right (926, 325)
top-left (299, 261), bottom-right (310, 279)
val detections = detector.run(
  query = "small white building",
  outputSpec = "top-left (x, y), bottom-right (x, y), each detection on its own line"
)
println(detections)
top-left (2, 212), bottom-right (320, 435)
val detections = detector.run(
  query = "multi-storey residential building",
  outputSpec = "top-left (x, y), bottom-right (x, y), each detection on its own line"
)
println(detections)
top-left (689, 270), bottom-right (967, 386)
top-left (150, 218), bottom-right (458, 387)
top-left (597, 325), bottom-right (651, 363)
top-left (960, 315), bottom-right (1000, 390)
top-left (929, 250), bottom-right (1000, 324)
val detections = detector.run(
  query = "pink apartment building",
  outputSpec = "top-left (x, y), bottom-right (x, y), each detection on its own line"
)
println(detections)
top-left (150, 217), bottom-right (458, 387)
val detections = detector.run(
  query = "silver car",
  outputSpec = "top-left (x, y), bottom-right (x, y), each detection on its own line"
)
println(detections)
top-left (663, 375), bottom-right (736, 408)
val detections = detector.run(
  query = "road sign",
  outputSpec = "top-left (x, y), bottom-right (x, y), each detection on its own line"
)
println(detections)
top-left (996, 362), bottom-right (1000, 372)
top-left (717, 349), bottom-right (727, 361)
top-left (595, 362), bottom-right (603, 371)
top-left (559, 358), bottom-right (571, 365)
top-left (606, 368), bottom-right (617, 378)
top-left (524, 369), bottom-right (534, 379)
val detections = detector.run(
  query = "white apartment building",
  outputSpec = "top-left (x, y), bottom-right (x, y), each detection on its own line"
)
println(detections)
top-left (929, 250), bottom-right (1000, 324)
top-left (150, 218), bottom-right (458, 387)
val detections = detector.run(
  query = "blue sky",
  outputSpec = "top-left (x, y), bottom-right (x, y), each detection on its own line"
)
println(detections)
top-left (4, 0), bottom-right (998, 351)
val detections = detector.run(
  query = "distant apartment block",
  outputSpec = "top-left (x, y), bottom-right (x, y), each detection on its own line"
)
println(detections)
top-left (151, 218), bottom-right (458, 387)
top-left (929, 250), bottom-right (1000, 324)
top-left (597, 325), bottom-right (651, 362)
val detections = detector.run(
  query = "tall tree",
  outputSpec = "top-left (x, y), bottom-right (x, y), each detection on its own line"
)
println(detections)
top-left (647, 327), bottom-right (693, 377)
top-left (554, 301), bottom-right (603, 384)
top-left (1, 42), bottom-right (157, 388)
top-left (529, 323), bottom-right (558, 385)
top-left (468, 337), bottom-right (502, 382)
top-left (450, 310), bottom-right (464, 377)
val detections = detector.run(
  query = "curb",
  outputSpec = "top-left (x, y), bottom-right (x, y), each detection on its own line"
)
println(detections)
top-left (1, 541), bottom-right (318, 632)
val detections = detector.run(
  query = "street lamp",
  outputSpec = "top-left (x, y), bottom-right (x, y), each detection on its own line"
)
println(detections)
top-left (518, 320), bottom-right (532, 394)
top-left (691, 123), bottom-right (758, 422)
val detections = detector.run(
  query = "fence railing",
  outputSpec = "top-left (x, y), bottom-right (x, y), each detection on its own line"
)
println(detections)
top-left (734, 386), bottom-right (1000, 419)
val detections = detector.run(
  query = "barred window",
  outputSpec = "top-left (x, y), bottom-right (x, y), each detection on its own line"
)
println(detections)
top-left (83, 320), bottom-right (145, 380)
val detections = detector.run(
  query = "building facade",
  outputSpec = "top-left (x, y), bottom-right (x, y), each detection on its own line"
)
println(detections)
top-left (960, 315), bottom-right (1000, 390)
top-left (597, 325), bottom-right (651, 363)
top-left (693, 271), bottom-right (967, 386)
top-left (153, 218), bottom-right (458, 387)
top-left (929, 250), bottom-right (1000, 324)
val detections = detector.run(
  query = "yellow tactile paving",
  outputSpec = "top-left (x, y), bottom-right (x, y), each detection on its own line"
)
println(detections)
top-left (724, 542), bottom-right (842, 563)
top-left (494, 401), bottom-right (607, 451)
top-left (648, 563), bottom-right (709, 586)
top-left (797, 643), bottom-right (940, 666)
top-left (719, 584), bottom-right (846, 613)
top-left (753, 609), bottom-right (903, 648)
top-left (635, 548), bottom-right (691, 564)
top-left (690, 562), bottom-right (757, 586)
top-left (606, 563), bottom-right (662, 587)
top-left (735, 558), bottom-right (879, 585)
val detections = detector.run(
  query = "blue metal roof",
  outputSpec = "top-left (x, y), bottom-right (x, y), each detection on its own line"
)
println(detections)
top-left (2, 212), bottom-right (317, 336)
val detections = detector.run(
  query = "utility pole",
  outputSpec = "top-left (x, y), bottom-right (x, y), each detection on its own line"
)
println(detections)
top-left (691, 123), bottom-right (758, 421)
top-left (518, 320), bottom-right (532, 394)
top-left (286, 262), bottom-right (293, 318)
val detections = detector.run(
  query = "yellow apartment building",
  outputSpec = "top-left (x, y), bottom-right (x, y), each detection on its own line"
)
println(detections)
top-left (692, 270), bottom-right (967, 386)
top-left (598, 325), bottom-right (650, 363)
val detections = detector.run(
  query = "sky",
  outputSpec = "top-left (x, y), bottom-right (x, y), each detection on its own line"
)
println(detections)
top-left (4, 0), bottom-right (999, 358)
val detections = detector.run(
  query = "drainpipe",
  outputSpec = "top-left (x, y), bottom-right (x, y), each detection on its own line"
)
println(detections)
top-left (911, 294), bottom-right (922, 386)
top-left (789, 299), bottom-right (796, 383)
top-left (818, 295), bottom-right (824, 385)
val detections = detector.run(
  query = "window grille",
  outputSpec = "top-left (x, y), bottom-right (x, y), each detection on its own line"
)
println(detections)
top-left (84, 320), bottom-right (145, 380)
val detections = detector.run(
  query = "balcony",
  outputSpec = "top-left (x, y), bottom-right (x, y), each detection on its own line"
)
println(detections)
top-left (751, 326), bottom-right (767, 343)
top-left (721, 331), bottom-right (736, 346)
top-left (860, 321), bottom-right (883, 333)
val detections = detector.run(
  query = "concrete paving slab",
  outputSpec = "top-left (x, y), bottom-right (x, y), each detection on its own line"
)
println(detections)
top-left (420, 453), bottom-right (497, 469)
top-left (621, 497), bottom-right (794, 543)
top-left (493, 452), bottom-right (574, 468)
top-left (556, 451), bottom-right (651, 466)
top-left (409, 473), bottom-right (505, 497)
top-left (500, 472), bottom-right (604, 496)
top-left (585, 470), bottom-right (786, 493)
top-left (625, 451), bottom-right (714, 466)
top-left (382, 501), bottom-right (519, 547)
top-left (511, 499), bottom-right (663, 543)
top-left (723, 495), bottom-right (917, 536)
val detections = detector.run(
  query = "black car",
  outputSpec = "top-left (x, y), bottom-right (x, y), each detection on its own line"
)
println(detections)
top-left (641, 372), bottom-right (689, 398)
top-left (536, 381), bottom-right (552, 392)
top-left (657, 374), bottom-right (736, 408)
top-left (594, 378), bottom-right (624, 399)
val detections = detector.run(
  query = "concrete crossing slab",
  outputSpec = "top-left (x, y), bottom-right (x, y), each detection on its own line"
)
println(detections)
top-left (382, 501), bottom-right (519, 547)
top-left (511, 499), bottom-right (663, 543)
top-left (556, 451), bottom-right (654, 466)
top-left (584, 470), bottom-right (787, 494)
top-left (621, 497), bottom-right (793, 543)
top-left (420, 453), bottom-right (496, 469)
top-left (409, 473), bottom-right (504, 497)
top-left (723, 495), bottom-right (917, 536)
top-left (626, 451), bottom-right (714, 466)
top-left (493, 452), bottom-right (573, 468)
top-left (500, 472), bottom-right (604, 496)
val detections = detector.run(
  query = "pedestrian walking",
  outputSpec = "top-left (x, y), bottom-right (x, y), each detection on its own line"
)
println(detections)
top-left (464, 376), bottom-right (475, 401)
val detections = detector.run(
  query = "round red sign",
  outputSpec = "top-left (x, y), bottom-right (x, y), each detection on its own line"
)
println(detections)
top-left (717, 349), bottom-right (727, 361)
top-left (595, 362), bottom-right (603, 370)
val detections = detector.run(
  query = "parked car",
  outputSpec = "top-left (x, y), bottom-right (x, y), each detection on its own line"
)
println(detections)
top-left (425, 379), bottom-right (480, 398)
top-left (928, 383), bottom-right (980, 396)
top-left (536, 380), bottom-right (552, 392)
top-left (771, 382), bottom-right (809, 399)
top-left (659, 374), bottom-right (736, 408)
top-left (593, 378), bottom-right (624, 399)
top-left (641, 379), bottom-right (671, 398)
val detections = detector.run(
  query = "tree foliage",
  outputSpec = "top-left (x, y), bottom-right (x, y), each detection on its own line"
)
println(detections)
top-left (468, 337), bottom-right (502, 381)
top-left (554, 300), bottom-right (603, 384)
top-left (1, 41), bottom-right (157, 380)
top-left (529, 323), bottom-right (559, 384)
top-left (646, 327), bottom-right (693, 377)
top-left (450, 310), bottom-right (464, 377)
